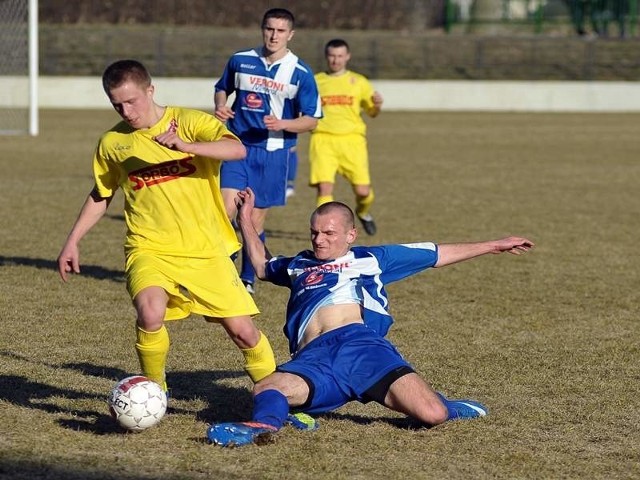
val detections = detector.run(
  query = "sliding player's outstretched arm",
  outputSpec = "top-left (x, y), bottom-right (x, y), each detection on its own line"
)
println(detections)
top-left (435, 236), bottom-right (534, 268)
top-left (235, 188), bottom-right (272, 280)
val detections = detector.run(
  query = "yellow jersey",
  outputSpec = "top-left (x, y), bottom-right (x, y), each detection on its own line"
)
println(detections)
top-left (313, 70), bottom-right (377, 136)
top-left (93, 106), bottom-right (241, 258)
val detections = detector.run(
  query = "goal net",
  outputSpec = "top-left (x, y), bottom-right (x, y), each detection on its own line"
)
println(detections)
top-left (0, 0), bottom-right (38, 135)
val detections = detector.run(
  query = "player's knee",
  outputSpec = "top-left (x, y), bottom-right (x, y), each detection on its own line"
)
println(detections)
top-left (318, 182), bottom-right (334, 196)
top-left (135, 304), bottom-right (165, 331)
top-left (418, 396), bottom-right (448, 425)
top-left (430, 400), bottom-right (449, 425)
top-left (355, 186), bottom-right (373, 200)
top-left (253, 373), bottom-right (283, 395)
top-left (136, 317), bottom-right (164, 332)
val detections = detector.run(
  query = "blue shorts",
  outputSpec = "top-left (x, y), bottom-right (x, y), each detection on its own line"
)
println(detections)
top-left (276, 323), bottom-right (413, 414)
top-left (220, 145), bottom-right (289, 208)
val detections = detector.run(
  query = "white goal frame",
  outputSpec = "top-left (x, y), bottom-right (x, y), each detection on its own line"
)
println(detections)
top-left (0, 0), bottom-right (38, 136)
top-left (28, 0), bottom-right (38, 136)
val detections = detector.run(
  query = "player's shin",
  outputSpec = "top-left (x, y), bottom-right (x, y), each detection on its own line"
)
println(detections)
top-left (241, 331), bottom-right (276, 382)
top-left (355, 189), bottom-right (375, 217)
top-left (252, 389), bottom-right (289, 430)
top-left (135, 325), bottom-right (170, 391)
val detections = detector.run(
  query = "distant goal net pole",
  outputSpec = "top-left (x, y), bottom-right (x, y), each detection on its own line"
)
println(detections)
top-left (28, 0), bottom-right (38, 136)
top-left (0, 0), bottom-right (38, 136)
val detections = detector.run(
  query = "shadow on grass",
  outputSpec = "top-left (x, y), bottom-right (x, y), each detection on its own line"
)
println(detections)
top-left (0, 255), bottom-right (124, 282)
top-left (324, 411), bottom-right (433, 430)
top-left (2, 349), bottom-right (437, 437)
top-left (62, 361), bottom-right (251, 417)
top-left (0, 459), bottom-right (155, 480)
top-left (0, 352), bottom-right (253, 435)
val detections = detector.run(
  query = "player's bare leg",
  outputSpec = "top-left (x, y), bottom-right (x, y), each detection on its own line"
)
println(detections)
top-left (214, 315), bottom-right (276, 383)
top-left (384, 373), bottom-right (488, 424)
top-left (383, 373), bottom-right (448, 425)
top-left (216, 315), bottom-right (262, 349)
top-left (222, 187), bottom-right (240, 223)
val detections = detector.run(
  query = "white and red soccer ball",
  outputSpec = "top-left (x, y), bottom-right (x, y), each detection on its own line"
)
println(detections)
top-left (109, 375), bottom-right (167, 432)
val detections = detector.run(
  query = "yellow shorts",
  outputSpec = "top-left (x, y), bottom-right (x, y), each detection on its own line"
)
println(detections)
top-left (125, 251), bottom-right (259, 321)
top-left (309, 133), bottom-right (370, 186)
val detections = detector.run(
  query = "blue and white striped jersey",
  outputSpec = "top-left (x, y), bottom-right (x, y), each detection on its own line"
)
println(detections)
top-left (215, 48), bottom-right (322, 151)
top-left (265, 243), bottom-right (439, 354)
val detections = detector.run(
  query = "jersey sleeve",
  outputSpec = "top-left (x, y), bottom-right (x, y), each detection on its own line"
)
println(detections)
top-left (372, 243), bottom-right (439, 284)
top-left (92, 140), bottom-right (120, 198)
top-left (214, 57), bottom-right (236, 94)
top-left (296, 66), bottom-right (322, 119)
top-left (264, 255), bottom-right (294, 287)
top-left (359, 76), bottom-right (377, 117)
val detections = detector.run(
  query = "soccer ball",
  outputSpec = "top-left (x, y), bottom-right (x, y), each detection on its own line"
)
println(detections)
top-left (109, 375), bottom-right (167, 432)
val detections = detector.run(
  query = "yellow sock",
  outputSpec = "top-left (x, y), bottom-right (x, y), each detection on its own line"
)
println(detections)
top-left (241, 331), bottom-right (276, 383)
top-left (316, 194), bottom-right (333, 207)
top-left (356, 189), bottom-right (375, 218)
top-left (135, 325), bottom-right (170, 391)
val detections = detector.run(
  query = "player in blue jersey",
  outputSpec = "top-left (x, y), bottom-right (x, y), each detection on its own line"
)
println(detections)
top-left (206, 188), bottom-right (534, 447)
top-left (214, 8), bottom-right (322, 294)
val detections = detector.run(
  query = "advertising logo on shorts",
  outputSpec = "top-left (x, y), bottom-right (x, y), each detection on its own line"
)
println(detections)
top-left (244, 93), bottom-right (264, 110)
top-left (303, 272), bottom-right (324, 286)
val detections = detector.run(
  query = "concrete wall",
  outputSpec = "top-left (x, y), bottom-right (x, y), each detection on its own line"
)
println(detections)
top-left (3, 76), bottom-right (640, 112)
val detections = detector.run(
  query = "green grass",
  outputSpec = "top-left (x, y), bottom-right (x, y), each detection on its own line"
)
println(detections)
top-left (1, 109), bottom-right (639, 479)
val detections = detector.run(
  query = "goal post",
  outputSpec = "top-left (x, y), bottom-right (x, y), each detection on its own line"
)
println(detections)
top-left (0, 0), bottom-right (38, 136)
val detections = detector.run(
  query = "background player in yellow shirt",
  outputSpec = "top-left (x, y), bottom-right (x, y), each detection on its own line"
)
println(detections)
top-left (310, 38), bottom-right (384, 235)
top-left (57, 60), bottom-right (276, 393)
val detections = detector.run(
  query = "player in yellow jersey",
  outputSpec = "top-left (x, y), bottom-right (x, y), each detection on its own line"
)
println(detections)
top-left (57, 60), bottom-right (276, 393)
top-left (310, 38), bottom-right (384, 235)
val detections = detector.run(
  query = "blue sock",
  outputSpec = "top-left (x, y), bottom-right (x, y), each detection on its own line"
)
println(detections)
top-left (240, 231), bottom-right (265, 284)
top-left (252, 389), bottom-right (289, 430)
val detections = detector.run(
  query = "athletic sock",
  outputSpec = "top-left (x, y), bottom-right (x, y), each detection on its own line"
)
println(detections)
top-left (356, 189), bottom-right (375, 218)
top-left (241, 331), bottom-right (276, 383)
top-left (252, 389), bottom-right (289, 430)
top-left (135, 325), bottom-right (170, 391)
top-left (316, 195), bottom-right (333, 207)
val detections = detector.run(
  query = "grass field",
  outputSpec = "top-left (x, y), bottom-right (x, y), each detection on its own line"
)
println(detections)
top-left (1, 109), bottom-right (639, 479)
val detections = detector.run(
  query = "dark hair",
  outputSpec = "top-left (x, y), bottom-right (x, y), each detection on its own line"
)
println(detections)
top-left (102, 59), bottom-right (151, 93)
top-left (262, 8), bottom-right (295, 28)
top-left (312, 201), bottom-right (355, 229)
top-left (325, 38), bottom-right (350, 54)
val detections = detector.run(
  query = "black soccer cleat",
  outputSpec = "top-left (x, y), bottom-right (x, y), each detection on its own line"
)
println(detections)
top-left (357, 214), bottom-right (377, 236)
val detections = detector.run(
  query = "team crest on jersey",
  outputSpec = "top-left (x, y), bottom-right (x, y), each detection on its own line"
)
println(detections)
top-left (244, 93), bottom-right (264, 109)
top-left (303, 272), bottom-right (324, 286)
